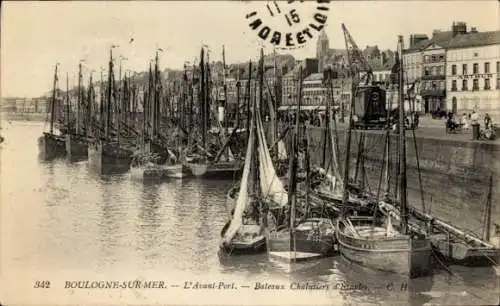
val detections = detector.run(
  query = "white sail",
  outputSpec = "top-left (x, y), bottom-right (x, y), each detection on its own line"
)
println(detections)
top-left (329, 108), bottom-right (343, 189)
top-left (277, 140), bottom-right (288, 160)
top-left (221, 118), bottom-right (255, 244)
top-left (256, 110), bottom-right (288, 208)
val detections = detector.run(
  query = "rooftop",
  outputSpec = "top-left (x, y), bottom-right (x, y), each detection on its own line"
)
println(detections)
top-left (446, 30), bottom-right (500, 49)
top-left (304, 73), bottom-right (323, 82)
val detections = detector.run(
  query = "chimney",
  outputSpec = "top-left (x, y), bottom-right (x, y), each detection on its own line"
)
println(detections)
top-left (452, 21), bottom-right (467, 37)
top-left (409, 34), bottom-right (429, 47)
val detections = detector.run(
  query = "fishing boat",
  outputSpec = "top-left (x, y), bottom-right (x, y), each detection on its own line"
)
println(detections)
top-left (65, 63), bottom-right (90, 161)
top-left (38, 63), bottom-right (66, 161)
top-left (266, 66), bottom-right (336, 264)
top-left (219, 93), bottom-right (266, 255)
top-left (219, 59), bottom-right (288, 255)
top-left (186, 46), bottom-right (242, 178)
top-left (88, 48), bottom-right (133, 174)
top-left (335, 31), bottom-right (432, 279)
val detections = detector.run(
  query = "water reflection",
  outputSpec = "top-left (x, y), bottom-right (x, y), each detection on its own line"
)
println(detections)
top-left (136, 182), bottom-right (162, 269)
top-left (1, 122), bottom-right (498, 305)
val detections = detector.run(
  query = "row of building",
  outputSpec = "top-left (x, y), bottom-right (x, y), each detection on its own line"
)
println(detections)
top-left (4, 21), bottom-right (499, 121)
top-left (403, 21), bottom-right (499, 117)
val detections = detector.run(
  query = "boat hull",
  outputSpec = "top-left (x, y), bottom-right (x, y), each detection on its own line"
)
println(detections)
top-left (220, 224), bottom-right (267, 255)
top-left (38, 133), bottom-right (66, 161)
top-left (130, 165), bottom-right (164, 181)
top-left (267, 218), bottom-right (337, 263)
top-left (65, 134), bottom-right (89, 161)
top-left (163, 164), bottom-right (191, 179)
top-left (186, 161), bottom-right (242, 179)
top-left (336, 218), bottom-right (433, 278)
top-left (88, 140), bottom-right (133, 175)
top-left (432, 237), bottom-right (500, 266)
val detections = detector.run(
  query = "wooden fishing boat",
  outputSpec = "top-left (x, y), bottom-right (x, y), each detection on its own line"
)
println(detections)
top-left (376, 182), bottom-right (500, 266)
top-left (219, 98), bottom-right (266, 255)
top-left (336, 215), bottom-right (432, 277)
top-left (220, 54), bottom-right (288, 255)
top-left (335, 32), bottom-right (432, 279)
top-left (186, 156), bottom-right (242, 178)
top-left (268, 218), bottom-right (337, 262)
top-left (65, 134), bottom-right (89, 161)
top-left (38, 132), bottom-right (66, 161)
top-left (38, 64), bottom-right (66, 161)
top-left (267, 65), bottom-right (336, 264)
top-left (88, 139), bottom-right (133, 174)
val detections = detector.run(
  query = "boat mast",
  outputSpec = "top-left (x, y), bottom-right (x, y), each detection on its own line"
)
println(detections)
top-left (246, 61), bottom-right (252, 134)
top-left (235, 70), bottom-right (241, 130)
top-left (222, 45), bottom-right (228, 137)
top-left (87, 75), bottom-right (94, 138)
top-left (397, 35), bottom-right (408, 235)
top-left (49, 63), bottom-right (59, 135)
top-left (289, 65), bottom-right (303, 252)
top-left (66, 72), bottom-right (70, 132)
top-left (273, 48), bottom-right (278, 146)
top-left (199, 48), bottom-right (206, 150)
top-left (340, 24), bottom-right (356, 216)
top-left (105, 49), bottom-right (113, 139)
top-left (77, 62), bottom-right (82, 136)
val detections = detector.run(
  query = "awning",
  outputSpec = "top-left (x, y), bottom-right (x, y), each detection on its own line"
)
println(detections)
top-left (278, 105), bottom-right (340, 111)
top-left (278, 105), bottom-right (327, 111)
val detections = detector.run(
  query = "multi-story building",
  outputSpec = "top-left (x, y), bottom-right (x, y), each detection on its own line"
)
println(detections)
top-left (302, 73), bottom-right (327, 109)
top-left (446, 29), bottom-right (500, 120)
top-left (280, 59), bottom-right (319, 110)
top-left (418, 28), bottom-right (457, 113)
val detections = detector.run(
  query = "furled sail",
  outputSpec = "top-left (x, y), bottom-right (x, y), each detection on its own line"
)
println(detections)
top-left (277, 140), bottom-right (288, 160)
top-left (256, 110), bottom-right (288, 208)
top-left (221, 117), bottom-right (255, 244)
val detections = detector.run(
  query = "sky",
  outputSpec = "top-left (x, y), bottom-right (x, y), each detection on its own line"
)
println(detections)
top-left (1, 0), bottom-right (498, 98)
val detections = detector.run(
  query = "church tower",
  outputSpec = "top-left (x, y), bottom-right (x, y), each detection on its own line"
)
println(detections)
top-left (316, 29), bottom-right (329, 72)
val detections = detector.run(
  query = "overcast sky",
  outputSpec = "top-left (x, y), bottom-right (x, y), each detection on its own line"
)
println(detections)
top-left (1, 1), bottom-right (498, 98)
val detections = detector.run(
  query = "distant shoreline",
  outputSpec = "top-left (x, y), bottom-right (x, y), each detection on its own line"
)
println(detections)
top-left (1, 112), bottom-right (47, 122)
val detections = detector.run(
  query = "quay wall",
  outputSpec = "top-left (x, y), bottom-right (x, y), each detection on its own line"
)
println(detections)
top-left (296, 127), bottom-right (500, 239)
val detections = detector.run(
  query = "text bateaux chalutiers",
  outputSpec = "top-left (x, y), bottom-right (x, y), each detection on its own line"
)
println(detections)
top-left (43, 280), bottom-right (408, 291)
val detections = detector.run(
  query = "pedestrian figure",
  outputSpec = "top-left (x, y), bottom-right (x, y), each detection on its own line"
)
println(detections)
top-left (484, 113), bottom-right (492, 129)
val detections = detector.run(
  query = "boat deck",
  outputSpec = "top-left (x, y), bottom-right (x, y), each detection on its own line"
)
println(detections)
top-left (269, 251), bottom-right (323, 262)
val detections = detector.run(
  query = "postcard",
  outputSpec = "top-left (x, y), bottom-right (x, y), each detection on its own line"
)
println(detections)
top-left (1, 1), bottom-right (499, 305)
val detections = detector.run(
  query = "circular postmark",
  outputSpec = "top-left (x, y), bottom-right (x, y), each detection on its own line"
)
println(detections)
top-left (245, 0), bottom-right (331, 50)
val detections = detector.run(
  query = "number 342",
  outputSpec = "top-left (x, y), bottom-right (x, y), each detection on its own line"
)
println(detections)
top-left (34, 280), bottom-right (51, 288)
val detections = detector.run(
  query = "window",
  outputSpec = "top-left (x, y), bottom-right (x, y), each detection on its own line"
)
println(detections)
top-left (472, 79), bottom-right (479, 91)
top-left (485, 62), bottom-right (490, 73)
top-left (439, 55), bottom-right (444, 61)
top-left (473, 63), bottom-right (479, 74)
top-left (432, 67), bottom-right (437, 75)
top-left (497, 77), bottom-right (500, 89)
top-left (484, 79), bottom-right (491, 90)
top-left (462, 79), bottom-right (468, 91)
top-left (451, 65), bottom-right (457, 75)
top-left (431, 55), bottom-right (436, 62)
top-left (451, 80), bottom-right (457, 91)
top-left (424, 67), bottom-right (430, 76)
top-left (497, 61), bottom-right (500, 73)
top-left (424, 55), bottom-right (429, 62)
top-left (462, 64), bottom-right (467, 75)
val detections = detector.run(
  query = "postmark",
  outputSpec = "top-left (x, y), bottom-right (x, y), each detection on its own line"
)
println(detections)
top-left (245, 0), bottom-right (331, 50)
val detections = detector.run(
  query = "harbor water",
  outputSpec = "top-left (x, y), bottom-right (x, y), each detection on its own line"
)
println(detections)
top-left (1, 121), bottom-right (498, 305)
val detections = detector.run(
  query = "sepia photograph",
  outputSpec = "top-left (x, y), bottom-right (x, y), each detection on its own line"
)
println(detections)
top-left (1, 1), bottom-right (499, 305)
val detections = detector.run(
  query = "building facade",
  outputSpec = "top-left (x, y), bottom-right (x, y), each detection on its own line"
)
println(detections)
top-left (446, 31), bottom-right (500, 120)
top-left (302, 73), bottom-right (327, 108)
top-left (420, 43), bottom-right (447, 113)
